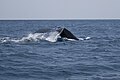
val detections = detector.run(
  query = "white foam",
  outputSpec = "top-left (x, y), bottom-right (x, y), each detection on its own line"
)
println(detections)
top-left (78, 37), bottom-right (91, 41)
top-left (0, 37), bottom-right (10, 43)
top-left (78, 38), bottom-right (84, 40)
top-left (85, 37), bottom-right (91, 40)
top-left (62, 38), bottom-right (76, 41)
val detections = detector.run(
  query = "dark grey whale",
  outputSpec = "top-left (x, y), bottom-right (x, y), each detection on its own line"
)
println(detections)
top-left (0, 27), bottom-right (79, 43)
top-left (35, 27), bottom-right (79, 41)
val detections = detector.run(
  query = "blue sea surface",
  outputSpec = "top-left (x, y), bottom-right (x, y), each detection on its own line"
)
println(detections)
top-left (0, 20), bottom-right (120, 80)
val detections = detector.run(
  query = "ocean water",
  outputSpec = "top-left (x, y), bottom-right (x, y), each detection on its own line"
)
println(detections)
top-left (0, 20), bottom-right (120, 80)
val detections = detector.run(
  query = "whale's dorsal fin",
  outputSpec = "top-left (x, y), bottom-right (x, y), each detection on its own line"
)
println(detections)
top-left (59, 28), bottom-right (79, 40)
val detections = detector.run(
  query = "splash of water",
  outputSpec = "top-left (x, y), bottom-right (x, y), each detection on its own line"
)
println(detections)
top-left (0, 33), bottom-right (91, 43)
top-left (0, 31), bottom-right (60, 43)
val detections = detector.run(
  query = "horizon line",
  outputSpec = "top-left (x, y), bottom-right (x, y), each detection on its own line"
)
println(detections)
top-left (0, 18), bottom-right (120, 20)
top-left (0, 19), bottom-right (120, 21)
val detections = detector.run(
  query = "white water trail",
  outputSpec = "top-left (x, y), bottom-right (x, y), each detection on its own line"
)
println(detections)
top-left (0, 31), bottom-right (60, 43)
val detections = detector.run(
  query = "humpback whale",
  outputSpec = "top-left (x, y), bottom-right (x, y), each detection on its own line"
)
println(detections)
top-left (35, 27), bottom-right (79, 42)
top-left (0, 27), bottom-right (90, 43)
